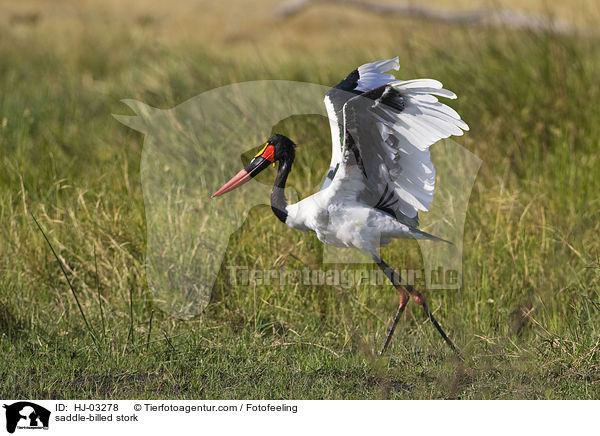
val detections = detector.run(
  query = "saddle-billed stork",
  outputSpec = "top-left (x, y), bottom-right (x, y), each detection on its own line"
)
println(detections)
top-left (213, 57), bottom-right (469, 356)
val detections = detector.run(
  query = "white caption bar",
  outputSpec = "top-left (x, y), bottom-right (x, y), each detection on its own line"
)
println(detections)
top-left (0, 400), bottom-right (596, 435)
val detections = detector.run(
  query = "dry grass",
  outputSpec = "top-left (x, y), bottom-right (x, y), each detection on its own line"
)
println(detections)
top-left (0, 0), bottom-right (599, 399)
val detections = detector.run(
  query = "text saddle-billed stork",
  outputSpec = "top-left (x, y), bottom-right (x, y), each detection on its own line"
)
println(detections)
top-left (213, 57), bottom-right (469, 356)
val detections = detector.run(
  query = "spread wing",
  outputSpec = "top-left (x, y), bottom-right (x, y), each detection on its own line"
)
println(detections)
top-left (320, 57), bottom-right (400, 191)
top-left (336, 69), bottom-right (469, 227)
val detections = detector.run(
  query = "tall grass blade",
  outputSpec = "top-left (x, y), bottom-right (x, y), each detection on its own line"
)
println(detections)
top-left (94, 245), bottom-right (106, 341)
top-left (31, 212), bottom-right (100, 355)
top-left (128, 284), bottom-right (135, 346)
top-left (146, 309), bottom-right (154, 351)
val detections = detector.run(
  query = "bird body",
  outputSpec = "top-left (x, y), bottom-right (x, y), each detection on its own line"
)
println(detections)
top-left (213, 56), bottom-right (469, 355)
top-left (285, 164), bottom-right (434, 252)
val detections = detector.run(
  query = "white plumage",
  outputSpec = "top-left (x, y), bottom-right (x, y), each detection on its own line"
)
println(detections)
top-left (286, 57), bottom-right (469, 256)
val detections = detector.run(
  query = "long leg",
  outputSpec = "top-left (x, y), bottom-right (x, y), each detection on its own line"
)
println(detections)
top-left (409, 287), bottom-right (460, 357)
top-left (375, 255), bottom-right (410, 356)
top-left (379, 282), bottom-right (409, 356)
top-left (373, 254), bottom-right (461, 358)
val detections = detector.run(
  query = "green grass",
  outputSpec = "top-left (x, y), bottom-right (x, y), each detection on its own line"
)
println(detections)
top-left (1, 10), bottom-right (600, 399)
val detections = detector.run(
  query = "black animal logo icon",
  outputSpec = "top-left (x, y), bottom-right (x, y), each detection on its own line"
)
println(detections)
top-left (3, 402), bottom-right (50, 433)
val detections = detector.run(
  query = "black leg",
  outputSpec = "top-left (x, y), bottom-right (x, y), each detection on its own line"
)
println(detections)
top-left (379, 288), bottom-right (409, 356)
top-left (410, 288), bottom-right (462, 359)
top-left (373, 254), bottom-right (461, 359)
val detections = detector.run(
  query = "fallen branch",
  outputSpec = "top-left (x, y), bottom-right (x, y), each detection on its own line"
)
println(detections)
top-left (274, 0), bottom-right (577, 35)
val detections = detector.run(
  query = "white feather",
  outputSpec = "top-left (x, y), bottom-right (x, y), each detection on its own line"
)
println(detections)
top-left (321, 95), bottom-right (342, 191)
top-left (356, 56), bottom-right (400, 92)
top-left (287, 57), bottom-right (469, 252)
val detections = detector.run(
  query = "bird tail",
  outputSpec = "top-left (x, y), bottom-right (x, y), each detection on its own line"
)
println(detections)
top-left (410, 228), bottom-right (453, 245)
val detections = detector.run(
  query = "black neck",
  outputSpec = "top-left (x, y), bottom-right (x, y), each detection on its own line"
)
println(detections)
top-left (271, 156), bottom-right (293, 223)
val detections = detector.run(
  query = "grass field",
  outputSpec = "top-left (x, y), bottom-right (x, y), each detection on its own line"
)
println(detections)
top-left (1, 0), bottom-right (600, 399)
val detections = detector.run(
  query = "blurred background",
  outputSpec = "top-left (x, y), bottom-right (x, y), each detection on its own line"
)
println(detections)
top-left (1, 0), bottom-right (600, 399)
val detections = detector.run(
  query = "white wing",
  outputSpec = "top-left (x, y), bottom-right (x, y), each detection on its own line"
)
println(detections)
top-left (321, 57), bottom-right (400, 191)
top-left (338, 76), bottom-right (469, 225)
top-left (355, 57), bottom-right (400, 92)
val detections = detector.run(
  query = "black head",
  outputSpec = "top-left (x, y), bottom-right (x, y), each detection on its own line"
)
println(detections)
top-left (212, 133), bottom-right (296, 197)
top-left (267, 134), bottom-right (296, 162)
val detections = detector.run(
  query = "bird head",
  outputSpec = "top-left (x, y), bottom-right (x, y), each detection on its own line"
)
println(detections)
top-left (212, 134), bottom-right (295, 197)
